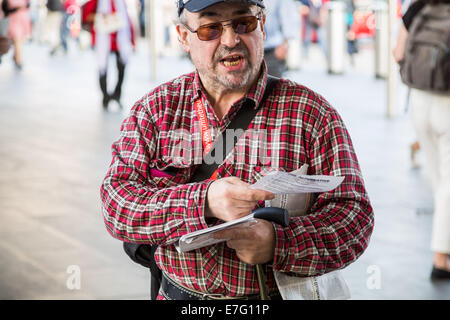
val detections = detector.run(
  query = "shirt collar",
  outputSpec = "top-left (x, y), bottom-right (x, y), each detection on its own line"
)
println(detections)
top-left (192, 71), bottom-right (203, 102)
top-left (191, 60), bottom-right (269, 109)
top-left (245, 61), bottom-right (268, 110)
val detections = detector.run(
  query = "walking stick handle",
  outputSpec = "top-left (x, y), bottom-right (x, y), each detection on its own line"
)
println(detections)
top-left (253, 207), bottom-right (289, 227)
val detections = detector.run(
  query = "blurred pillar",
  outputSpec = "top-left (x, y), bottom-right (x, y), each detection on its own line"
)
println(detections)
top-left (326, 1), bottom-right (346, 74)
top-left (374, 1), bottom-right (388, 79)
top-left (146, 0), bottom-right (157, 81)
top-left (287, 39), bottom-right (302, 71)
top-left (386, 0), bottom-right (397, 118)
top-left (286, 4), bottom-right (302, 71)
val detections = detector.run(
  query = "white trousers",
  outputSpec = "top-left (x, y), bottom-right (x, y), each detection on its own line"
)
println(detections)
top-left (44, 11), bottom-right (62, 47)
top-left (410, 88), bottom-right (450, 254)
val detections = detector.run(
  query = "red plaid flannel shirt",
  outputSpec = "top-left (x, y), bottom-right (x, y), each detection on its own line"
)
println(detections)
top-left (100, 63), bottom-right (374, 298)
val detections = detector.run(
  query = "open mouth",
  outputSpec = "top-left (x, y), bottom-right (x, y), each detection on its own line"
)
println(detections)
top-left (221, 55), bottom-right (244, 67)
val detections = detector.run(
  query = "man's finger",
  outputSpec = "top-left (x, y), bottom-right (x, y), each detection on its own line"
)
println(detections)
top-left (229, 187), bottom-right (275, 202)
top-left (222, 178), bottom-right (274, 202)
top-left (213, 222), bottom-right (258, 240)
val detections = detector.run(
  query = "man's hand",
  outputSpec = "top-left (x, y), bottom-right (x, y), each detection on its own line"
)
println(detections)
top-left (274, 41), bottom-right (288, 61)
top-left (205, 177), bottom-right (275, 222)
top-left (214, 220), bottom-right (276, 265)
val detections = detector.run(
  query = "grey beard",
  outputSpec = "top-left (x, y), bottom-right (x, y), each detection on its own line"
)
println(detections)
top-left (190, 43), bottom-right (263, 92)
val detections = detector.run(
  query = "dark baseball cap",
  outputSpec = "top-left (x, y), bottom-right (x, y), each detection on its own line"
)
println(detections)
top-left (177, 0), bottom-right (265, 16)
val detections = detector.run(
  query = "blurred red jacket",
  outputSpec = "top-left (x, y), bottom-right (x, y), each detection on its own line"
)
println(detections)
top-left (81, 0), bottom-right (135, 51)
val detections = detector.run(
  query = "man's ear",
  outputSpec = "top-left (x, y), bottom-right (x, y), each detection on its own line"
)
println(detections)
top-left (260, 14), bottom-right (266, 41)
top-left (176, 24), bottom-right (190, 53)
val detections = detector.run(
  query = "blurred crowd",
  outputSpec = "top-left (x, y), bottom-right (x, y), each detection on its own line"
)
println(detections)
top-left (0, 0), bottom-right (390, 68)
top-left (0, 0), bottom-right (409, 107)
top-left (0, 0), bottom-right (145, 67)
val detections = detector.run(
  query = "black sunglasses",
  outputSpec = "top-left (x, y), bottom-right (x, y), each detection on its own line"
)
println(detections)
top-left (182, 13), bottom-right (262, 41)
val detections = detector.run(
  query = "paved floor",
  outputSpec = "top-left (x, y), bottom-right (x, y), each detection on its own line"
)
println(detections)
top-left (0, 39), bottom-right (449, 300)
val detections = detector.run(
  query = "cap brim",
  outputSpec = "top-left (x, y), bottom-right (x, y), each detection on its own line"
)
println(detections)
top-left (183, 0), bottom-right (265, 13)
top-left (184, 0), bottom-right (223, 13)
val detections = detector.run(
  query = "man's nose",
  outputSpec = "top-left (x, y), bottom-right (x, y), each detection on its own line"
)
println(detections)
top-left (220, 24), bottom-right (240, 48)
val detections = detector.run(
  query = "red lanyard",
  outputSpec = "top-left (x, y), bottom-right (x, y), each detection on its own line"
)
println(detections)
top-left (194, 99), bottom-right (219, 180)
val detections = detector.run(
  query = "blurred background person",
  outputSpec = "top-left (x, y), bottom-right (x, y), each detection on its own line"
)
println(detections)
top-left (301, 0), bottom-right (328, 59)
top-left (28, 0), bottom-right (38, 38)
top-left (395, 0), bottom-right (421, 169)
top-left (263, 0), bottom-right (300, 78)
top-left (1, 0), bottom-right (31, 69)
top-left (60, 0), bottom-right (80, 53)
top-left (124, 0), bottom-right (139, 37)
top-left (82, 0), bottom-right (135, 110)
top-left (0, 0), bottom-right (13, 64)
top-left (45, 0), bottom-right (63, 55)
top-left (137, 0), bottom-right (143, 36)
top-left (394, 0), bottom-right (450, 280)
top-left (30, 0), bottom-right (47, 43)
top-left (344, 0), bottom-right (357, 65)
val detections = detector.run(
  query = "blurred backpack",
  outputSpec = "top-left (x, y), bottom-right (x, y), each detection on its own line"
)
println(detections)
top-left (80, 0), bottom-right (95, 32)
top-left (46, 0), bottom-right (63, 12)
top-left (400, 3), bottom-right (450, 94)
top-left (307, 0), bottom-right (323, 29)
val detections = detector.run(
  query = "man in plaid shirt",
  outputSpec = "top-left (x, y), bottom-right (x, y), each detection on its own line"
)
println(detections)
top-left (100, 0), bottom-right (374, 300)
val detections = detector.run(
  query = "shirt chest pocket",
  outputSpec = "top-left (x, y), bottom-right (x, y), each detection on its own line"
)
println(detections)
top-left (148, 160), bottom-right (192, 189)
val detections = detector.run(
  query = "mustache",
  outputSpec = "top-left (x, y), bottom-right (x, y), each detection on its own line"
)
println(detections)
top-left (213, 43), bottom-right (250, 63)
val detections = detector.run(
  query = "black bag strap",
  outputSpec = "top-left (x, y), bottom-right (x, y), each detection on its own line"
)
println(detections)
top-left (191, 75), bottom-right (279, 182)
top-left (123, 75), bottom-right (279, 299)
